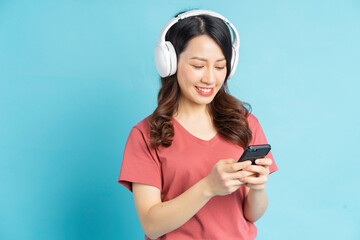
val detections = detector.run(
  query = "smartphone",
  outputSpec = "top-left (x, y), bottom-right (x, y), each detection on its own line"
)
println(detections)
top-left (237, 144), bottom-right (271, 165)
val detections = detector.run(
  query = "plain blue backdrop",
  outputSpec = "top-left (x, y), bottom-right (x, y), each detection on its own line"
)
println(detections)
top-left (1, 0), bottom-right (359, 239)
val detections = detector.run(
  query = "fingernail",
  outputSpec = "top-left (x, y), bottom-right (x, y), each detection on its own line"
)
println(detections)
top-left (255, 159), bottom-right (260, 164)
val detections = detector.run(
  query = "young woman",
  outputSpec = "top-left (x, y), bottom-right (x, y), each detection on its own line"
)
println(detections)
top-left (118, 9), bottom-right (278, 240)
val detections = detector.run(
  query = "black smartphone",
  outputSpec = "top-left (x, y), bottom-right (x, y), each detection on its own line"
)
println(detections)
top-left (237, 144), bottom-right (271, 165)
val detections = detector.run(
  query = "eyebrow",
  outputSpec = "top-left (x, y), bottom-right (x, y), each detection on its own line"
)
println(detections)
top-left (189, 57), bottom-right (226, 62)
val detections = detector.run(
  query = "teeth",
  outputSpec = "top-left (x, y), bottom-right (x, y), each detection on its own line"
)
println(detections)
top-left (197, 87), bottom-right (212, 93)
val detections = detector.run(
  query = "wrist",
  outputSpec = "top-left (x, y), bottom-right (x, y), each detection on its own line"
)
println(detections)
top-left (247, 184), bottom-right (267, 192)
top-left (200, 177), bottom-right (215, 199)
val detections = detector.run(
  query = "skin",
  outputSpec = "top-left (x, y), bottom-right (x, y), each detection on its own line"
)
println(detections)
top-left (173, 35), bottom-right (227, 140)
top-left (132, 35), bottom-right (273, 239)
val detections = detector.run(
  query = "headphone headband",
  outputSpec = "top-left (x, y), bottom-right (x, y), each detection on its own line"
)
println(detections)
top-left (157, 10), bottom-right (239, 49)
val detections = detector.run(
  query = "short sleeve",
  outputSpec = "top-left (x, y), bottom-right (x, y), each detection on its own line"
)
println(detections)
top-left (118, 126), bottom-right (162, 192)
top-left (249, 115), bottom-right (278, 174)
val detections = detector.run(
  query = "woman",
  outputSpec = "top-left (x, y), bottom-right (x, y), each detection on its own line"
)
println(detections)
top-left (118, 9), bottom-right (278, 240)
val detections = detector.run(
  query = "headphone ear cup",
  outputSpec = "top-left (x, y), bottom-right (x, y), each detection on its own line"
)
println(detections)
top-left (228, 46), bottom-right (238, 79)
top-left (154, 41), bottom-right (177, 77)
top-left (155, 43), bottom-right (170, 78)
top-left (165, 41), bottom-right (177, 76)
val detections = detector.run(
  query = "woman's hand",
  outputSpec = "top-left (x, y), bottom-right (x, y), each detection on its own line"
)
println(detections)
top-left (240, 158), bottom-right (272, 190)
top-left (203, 158), bottom-right (254, 197)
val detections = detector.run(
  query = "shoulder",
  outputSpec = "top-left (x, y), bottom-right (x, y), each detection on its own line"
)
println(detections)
top-left (247, 113), bottom-right (266, 136)
top-left (131, 115), bottom-right (152, 139)
top-left (133, 115), bottom-right (151, 130)
top-left (247, 112), bottom-right (260, 128)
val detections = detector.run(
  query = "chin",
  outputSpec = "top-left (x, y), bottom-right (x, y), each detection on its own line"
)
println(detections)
top-left (195, 97), bottom-right (215, 105)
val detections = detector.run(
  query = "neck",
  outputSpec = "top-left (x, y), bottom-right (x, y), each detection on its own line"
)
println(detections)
top-left (173, 97), bottom-right (211, 122)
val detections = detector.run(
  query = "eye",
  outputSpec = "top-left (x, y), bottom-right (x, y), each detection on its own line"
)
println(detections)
top-left (191, 65), bottom-right (204, 69)
top-left (215, 67), bottom-right (225, 70)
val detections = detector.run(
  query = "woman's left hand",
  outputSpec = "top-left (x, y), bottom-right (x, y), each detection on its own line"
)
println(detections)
top-left (240, 158), bottom-right (272, 190)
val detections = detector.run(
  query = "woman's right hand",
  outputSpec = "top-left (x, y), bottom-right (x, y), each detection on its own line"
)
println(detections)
top-left (204, 159), bottom-right (253, 197)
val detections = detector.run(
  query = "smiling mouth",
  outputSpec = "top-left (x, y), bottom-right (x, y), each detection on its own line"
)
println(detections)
top-left (196, 87), bottom-right (212, 93)
top-left (195, 86), bottom-right (214, 96)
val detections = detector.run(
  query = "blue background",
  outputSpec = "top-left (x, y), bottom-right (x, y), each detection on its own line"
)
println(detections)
top-left (1, 0), bottom-right (359, 239)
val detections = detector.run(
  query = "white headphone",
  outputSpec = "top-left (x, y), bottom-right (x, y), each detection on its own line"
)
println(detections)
top-left (154, 9), bottom-right (240, 79)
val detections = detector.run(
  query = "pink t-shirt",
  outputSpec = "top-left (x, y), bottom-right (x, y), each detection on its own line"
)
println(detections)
top-left (118, 113), bottom-right (278, 240)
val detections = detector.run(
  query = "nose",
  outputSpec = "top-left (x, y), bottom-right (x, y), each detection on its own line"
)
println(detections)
top-left (201, 67), bottom-right (216, 85)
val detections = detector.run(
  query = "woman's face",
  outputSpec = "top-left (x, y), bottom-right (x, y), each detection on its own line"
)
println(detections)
top-left (176, 35), bottom-right (227, 107)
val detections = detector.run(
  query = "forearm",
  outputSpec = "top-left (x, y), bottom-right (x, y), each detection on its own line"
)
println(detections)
top-left (243, 188), bottom-right (268, 223)
top-left (144, 178), bottom-right (213, 239)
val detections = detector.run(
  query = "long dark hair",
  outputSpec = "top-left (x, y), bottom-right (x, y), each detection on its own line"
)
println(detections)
top-left (150, 13), bottom-right (252, 149)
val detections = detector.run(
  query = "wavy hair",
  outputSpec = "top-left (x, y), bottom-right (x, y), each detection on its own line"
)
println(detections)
top-left (150, 13), bottom-right (252, 149)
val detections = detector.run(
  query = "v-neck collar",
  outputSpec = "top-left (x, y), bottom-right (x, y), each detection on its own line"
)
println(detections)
top-left (172, 117), bottom-right (220, 146)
